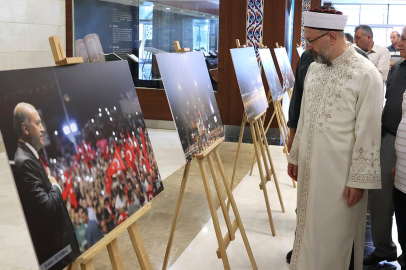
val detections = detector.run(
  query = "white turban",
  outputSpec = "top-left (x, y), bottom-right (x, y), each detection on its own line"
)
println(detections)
top-left (303, 11), bottom-right (348, 31)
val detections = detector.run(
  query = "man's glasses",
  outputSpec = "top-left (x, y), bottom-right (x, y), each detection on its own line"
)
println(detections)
top-left (305, 31), bottom-right (330, 46)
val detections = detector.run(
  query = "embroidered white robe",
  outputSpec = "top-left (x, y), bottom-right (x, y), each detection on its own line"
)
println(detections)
top-left (288, 46), bottom-right (382, 270)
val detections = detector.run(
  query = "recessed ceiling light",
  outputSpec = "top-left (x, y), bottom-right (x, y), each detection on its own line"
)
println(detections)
top-left (166, 7), bottom-right (170, 10)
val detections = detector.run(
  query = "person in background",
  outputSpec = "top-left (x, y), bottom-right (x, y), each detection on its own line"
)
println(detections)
top-left (388, 31), bottom-right (400, 52)
top-left (391, 87), bottom-right (406, 270)
top-left (345, 32), bottom-right (354, 44)
top-left (363, 26), bottom-right (406, 267)
top-left (369, 26), bottom-right (406, 269)
top-left (74, 212), bottom-right (87, 253)
top-left (81, 209), bottom-right (103, 249)
top-left (354, 25), bottom-right (391, 81)
top-left (387, 31), bottom-right (402, 68)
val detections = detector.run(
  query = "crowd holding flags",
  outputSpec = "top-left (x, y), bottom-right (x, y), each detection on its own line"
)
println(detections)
top-left (47, 104), bottom-right (163, 252)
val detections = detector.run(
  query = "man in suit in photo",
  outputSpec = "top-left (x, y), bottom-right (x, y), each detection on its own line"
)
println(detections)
top-left (12, 102), bottom-right (80, 270)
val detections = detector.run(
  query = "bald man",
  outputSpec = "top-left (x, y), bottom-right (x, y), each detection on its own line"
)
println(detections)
top-left (13, 103), bottom-right (80, 270)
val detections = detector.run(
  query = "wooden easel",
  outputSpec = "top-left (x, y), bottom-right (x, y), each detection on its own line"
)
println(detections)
top-left (162, 42), bottom-right (258, 270)
top-left (68, 203), bottom-right (153, 270)
top-left (162, 138), bottom-right (258, 270)
top-left (173, 41), bottom-right (191, 52)
top-left (247, 43), bottom-right (296, 187)
top-left (49, 35), bottom-right (83, 66)
top-left (227, 40), bottom-right (285, 236)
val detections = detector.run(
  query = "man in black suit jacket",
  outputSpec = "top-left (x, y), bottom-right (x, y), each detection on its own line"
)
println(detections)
top-left (12, 102), bottom-right (80, 270)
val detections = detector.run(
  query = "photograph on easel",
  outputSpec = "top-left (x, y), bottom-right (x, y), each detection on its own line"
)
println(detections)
top-left (274, 47), bottom-right (295, 91)
top-left (258, 48), bottom-right (284, 102)
top-left (156, 51), bottom-right (224, 161)
top-left (230, 46), bottom-right (269, 122)
top-left (0, 61), bottom-right (163, 270)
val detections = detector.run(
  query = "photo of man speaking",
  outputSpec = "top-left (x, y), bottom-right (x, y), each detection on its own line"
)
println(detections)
top-left (12, 102), bottom-right (80, 270)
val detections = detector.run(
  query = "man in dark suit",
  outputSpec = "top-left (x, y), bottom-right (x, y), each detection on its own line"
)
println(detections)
top-left (12, 102), bottom-right (80, 270)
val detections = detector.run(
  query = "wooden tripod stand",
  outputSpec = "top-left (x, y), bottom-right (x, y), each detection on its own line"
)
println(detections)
top-left (162, 137), bottom-right (258, 270)
top-left (228, 110), bottom-right (285, 237)
top-left (68, 203), bottom-right (153, 270)
top-left (249, 89), bottom-right (296, 188)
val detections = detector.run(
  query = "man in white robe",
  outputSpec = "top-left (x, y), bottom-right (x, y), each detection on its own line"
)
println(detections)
top-left (287, 8), bottom-right (382, 270)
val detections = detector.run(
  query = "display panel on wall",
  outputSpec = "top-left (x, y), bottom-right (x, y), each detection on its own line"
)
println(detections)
top-left (156, 51), bottom-right (224, 161)
top-left (274, 48), bottom-right (295, 92)
top-left (258, 48), bottom-right (284, 102)
top-left (0, 61), bottom-right (163, 270)
top-left (230, 47), bottom-right (268, 122)
top-left (73, 0), bottom-right (219, 90)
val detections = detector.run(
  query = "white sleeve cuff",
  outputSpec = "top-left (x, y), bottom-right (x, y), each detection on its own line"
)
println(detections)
top-left (52, 182), bottom-right (62, 194)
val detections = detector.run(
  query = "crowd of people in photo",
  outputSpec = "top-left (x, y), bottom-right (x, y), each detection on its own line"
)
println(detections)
top-left (46, 106), bottom-right (163, 252)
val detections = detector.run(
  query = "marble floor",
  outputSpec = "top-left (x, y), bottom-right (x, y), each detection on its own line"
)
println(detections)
top-left (0, 129), bottom-right (403, 270)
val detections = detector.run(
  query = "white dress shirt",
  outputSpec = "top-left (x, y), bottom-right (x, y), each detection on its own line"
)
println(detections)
top-left (24, 142), bottom-right (62, 193)
top-left (366, 43), bottom-right (391, 81)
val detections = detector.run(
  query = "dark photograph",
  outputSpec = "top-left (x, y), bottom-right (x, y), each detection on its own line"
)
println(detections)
top-left (274, 48), bottom-right (295, 92)
top-left (156, 51), bottom-right (224, 161)
top-left (0, 61), bottom-right (163, 270)
top-left (230, 47), bottom-right (269, 122)
top-left (258, 48), bottom-right (284, 102)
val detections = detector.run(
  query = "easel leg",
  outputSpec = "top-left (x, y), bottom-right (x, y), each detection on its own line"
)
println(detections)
top-left (255, 121), bottom-right (272, 182)
top-left (162, 162), bottom-right (191, 270)
top-left (214, 149), bottom-right (258, 270)
top-left (277, 101), bottom-right (290, 142)
top-left (227, 115), bottom-right (246, 211)
top-left (275, 102), bottom-right (296, 188)
top-left (107, 239), bottom-right (125, 270)
top-left (207, 154), bottom-right (235, 241)
top-left (198, 159), bottom-right (231, 269)
top-left (258, 120), bottom-right (286, 212)
top-left (274, 102), bottom-right (289, 159)
top-left (128, 222), bottom-right (153, 270)
top-left (81, 260), bottom-right (95, 270)
top-left (250, 123), bottom-right (276, 236)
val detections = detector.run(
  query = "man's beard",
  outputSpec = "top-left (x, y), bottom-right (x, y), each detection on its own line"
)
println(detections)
top-left (309, 47), bottom-right (332, 67)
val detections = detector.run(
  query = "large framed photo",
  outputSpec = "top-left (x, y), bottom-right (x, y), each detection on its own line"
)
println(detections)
top-left (258, 48), bottom-right (284, 102)
top-left (0, 61), bottom-right (163, 270)
top-left (274, 47), bottom-right (295, 92)
top-left (156, 51), bottom-right (224, 161)
top-left (230, 47), bottom-right (268, 122)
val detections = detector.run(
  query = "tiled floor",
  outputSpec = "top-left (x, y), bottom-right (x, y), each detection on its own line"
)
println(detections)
top-left (0, 129), bottom-right (403, 269)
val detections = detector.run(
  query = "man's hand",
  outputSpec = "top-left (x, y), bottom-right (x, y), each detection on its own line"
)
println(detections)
top-left (343, 187), bottom-right (364, 207)
top-left (48, 175), bottom-right (57, 185)
top-left (288, 163), bottom-right (298, 181)
top-left (391, 165), bottom-right (396, 180)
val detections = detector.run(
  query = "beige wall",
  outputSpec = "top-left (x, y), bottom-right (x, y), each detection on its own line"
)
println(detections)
top-left (0, 0), bottom-right (66, 71)
top-left (0, 0), bottom-right (66, 153)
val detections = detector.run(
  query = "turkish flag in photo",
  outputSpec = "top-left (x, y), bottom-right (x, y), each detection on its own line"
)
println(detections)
top-left (107, 150), bottom-right (126, 177)
top-left (124, 142), bottom-right (136, 171)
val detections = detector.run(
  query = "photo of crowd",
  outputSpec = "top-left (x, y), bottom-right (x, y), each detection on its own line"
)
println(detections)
top-left (259, 48), bottom-right (284, 102)
top-left (156, 51), bottom-right (224, 161)
top-left (230, 47), bottom-right (269, 122)
top-left (49, 98), bottom-right (163, 252)
top-left (0, 61), bottom-right (163, 269)
top-left (274, 47), bottom-right (295, 92)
